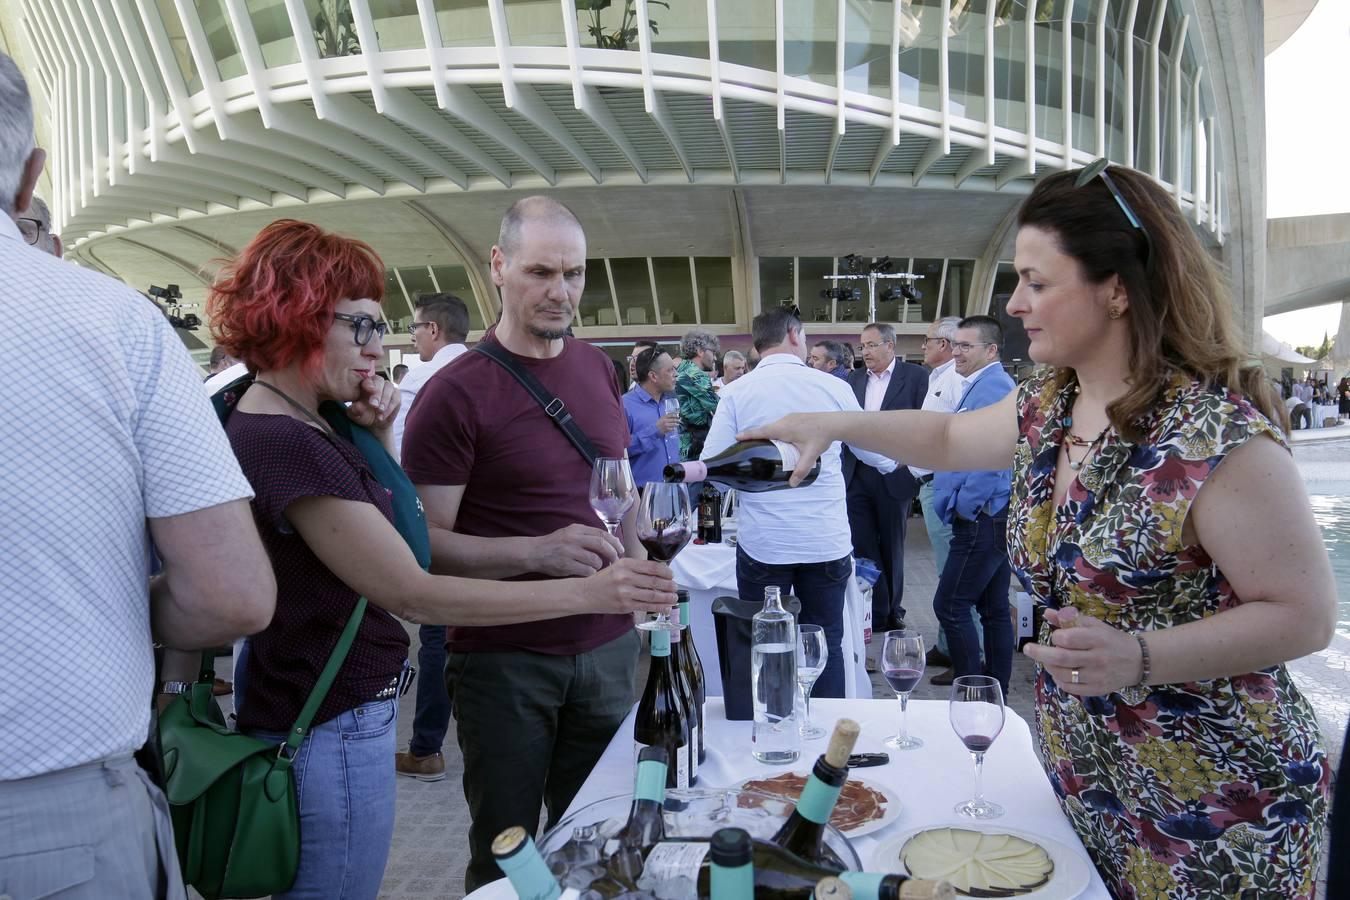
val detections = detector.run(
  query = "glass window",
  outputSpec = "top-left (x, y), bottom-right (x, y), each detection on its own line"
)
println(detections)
top-left (154, 0), bottom-right (202, 93)
top-left (942, 259), bottom-right (976, 318)
top-left (429, 264), bottom-right (485, 331)
top-left (784, 0), bottom-right (837, 86)
top-left (1032, 0), bottom-right (1065, 143)
top-left (989, 262), bottom-right (1031, 368)
top-left (199, 0), bottom-right (245, 80)
top-left (992, 0), bottom-right (1028, 130)
top-left (694, 258), bottom-right (735, 324)
top-left (609, 258), bottom-right (657, 326)
top-left (717, 0), bottom-right (775, 71)
top-left (842, 0), bottom-right (895, 100)
top-left (898, 0), bottom-right (943, 112)
top-left (947, 0), bottom-right (988, 121)
top-left (369, 0), bottom-right (425, 50)
top-left (1070, 6), bottom-right (1096, 153)
top-left (578, 259), bottom-right (616, 327)
top-left (394, 267), bottom-right (434, 335)
top-left (432, 0), bottom-right (495, 47)
top-left (1101, 22), bottom-right (1129, 162)
top-left (652, 258), bottom-right (696, 327)
top-left (759, 257), bottom-right (796, 318)
top-left (505, 0), bottom-right (565, 48)
top-left (384, 269), bottom-right (411, 333)
top-left (304, 0), bottom-right (362, 58)
top-left (797, 257), bottom-right (837, 323)
top-left (248, 0), bottom-right (301, 67)
top-left (909, 257), bottom-right (944, 322)
top-left (649, 0), bottom-right (709, 60)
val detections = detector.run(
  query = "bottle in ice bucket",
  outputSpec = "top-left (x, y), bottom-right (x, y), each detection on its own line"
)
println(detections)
top-left (491, 826), bottom-right (570, 900)
top-left (607, 745), bottom-right (670, 887)
top-left (635, 625), bottom-right (693, 788)
top-left (709, 828), bottom-right (754, 900)
top-left (772, 719), bottom-right (861, 866)
top-left (752, 585), bottom-right (800, 763)
top-left (673, 591), bottom-right (707, 764)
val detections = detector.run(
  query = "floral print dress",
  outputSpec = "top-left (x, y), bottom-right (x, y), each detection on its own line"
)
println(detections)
top-left (1006, 370), bottom-right (1330, 900)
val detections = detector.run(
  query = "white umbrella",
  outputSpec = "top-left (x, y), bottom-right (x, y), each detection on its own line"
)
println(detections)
top-left (1260, 331), bottom-right (1317, 365)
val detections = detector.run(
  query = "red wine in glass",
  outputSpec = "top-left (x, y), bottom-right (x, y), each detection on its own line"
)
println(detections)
top-left (882, 667), bottom-right (923, 694)
top-left (949, 675), bottom-right (1006, 819)
top-left (639, 520), bottom-right (692, 562)
top-left (636, 483), bottom-right (692, 632)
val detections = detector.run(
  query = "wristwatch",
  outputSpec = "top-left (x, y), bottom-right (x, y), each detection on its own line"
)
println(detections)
top-left (158, 680), bottom-right (195, 695)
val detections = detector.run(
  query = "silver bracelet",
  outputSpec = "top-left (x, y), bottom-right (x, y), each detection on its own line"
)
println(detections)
top-left (1135, 633), bottom-right (1152, 686)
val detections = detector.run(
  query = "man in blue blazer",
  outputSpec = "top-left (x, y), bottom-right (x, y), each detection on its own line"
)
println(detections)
top-left (932, 315), bottom-right (1017, 695)
top-left (843, 323), bottom-right (929, 633)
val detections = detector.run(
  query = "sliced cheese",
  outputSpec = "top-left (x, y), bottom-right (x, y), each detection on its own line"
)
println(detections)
top-left (900, 828), bottom-right (1054, 897)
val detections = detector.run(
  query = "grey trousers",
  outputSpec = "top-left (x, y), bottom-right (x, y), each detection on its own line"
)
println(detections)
top-left (0, 754), bottom-right (186, 900)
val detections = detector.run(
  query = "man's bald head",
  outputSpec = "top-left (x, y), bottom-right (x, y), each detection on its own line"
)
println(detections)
top-left (496, 195), bottom-right (583, 258)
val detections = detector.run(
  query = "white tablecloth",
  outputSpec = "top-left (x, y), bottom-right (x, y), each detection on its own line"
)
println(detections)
top-left (563, 697), bottom-right (1109, 897)
top-left (1311, 403), bottom-right (1339, 427)
top-left (670, 541), bottom-right (871, 699)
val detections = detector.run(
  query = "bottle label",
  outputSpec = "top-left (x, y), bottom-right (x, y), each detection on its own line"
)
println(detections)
top-left (796, 775), bottom-right (844, 825)
top-left (678, 600), bottom-right (691, 627)
top-left (772, 440), bottom-right (800, 470)
top-left (634, 759), bottom-right (666, 803)
top-left (840, 872), bottom-right (887, 897)
top-left (689, 723), bottom-right (699, 780)
top-left (643, 841), bottom-right (709, 885)
top-left (650, 627), bottom-right (671, 657)
top-left (636, 741), bottom-right (689, 789)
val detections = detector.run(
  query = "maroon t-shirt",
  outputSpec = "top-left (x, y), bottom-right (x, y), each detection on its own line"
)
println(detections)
top-left (226, 411), bottom-right (410, 733)
top-left (401, 334), bottom-right (632, 655)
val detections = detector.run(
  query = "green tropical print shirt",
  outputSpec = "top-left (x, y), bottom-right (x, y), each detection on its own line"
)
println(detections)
top-left (675, 358), bottom-right (719, 460)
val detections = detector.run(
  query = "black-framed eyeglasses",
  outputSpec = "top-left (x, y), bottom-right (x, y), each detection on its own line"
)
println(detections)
top-left (1075, 158), bottom-right (1154, 274)
top-left (407, 321), bottom-right (434, 334)
top-left (16, 217), bottom-right (43, 246)
top-left (334, 312), bottom-right (388, 346)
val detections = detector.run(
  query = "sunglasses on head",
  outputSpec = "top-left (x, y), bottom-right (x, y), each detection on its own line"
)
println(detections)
top-left (1075, 158), bottom-right (1155, 275)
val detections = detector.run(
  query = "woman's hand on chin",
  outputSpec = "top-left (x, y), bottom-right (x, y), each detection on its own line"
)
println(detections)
top-left (347, 374), bottom-right (399, 431)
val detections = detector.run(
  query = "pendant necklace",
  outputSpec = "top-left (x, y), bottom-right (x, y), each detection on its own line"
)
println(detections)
top-left (1061, 391), bottom-right (1109, 472)
top-left (253, 379), bottom-right (336, 437)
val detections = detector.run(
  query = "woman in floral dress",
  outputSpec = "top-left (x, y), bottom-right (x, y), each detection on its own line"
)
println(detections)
top-left (742, 163), bottom-right (1335, 898)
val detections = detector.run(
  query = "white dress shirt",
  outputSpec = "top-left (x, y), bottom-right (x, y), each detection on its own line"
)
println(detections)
top-left (863, 358), bottom-right (896, 412)
top-left (203, 360), bottom-right (249, 396)
top-left (1, 214), bottom-right (253, 779)
top-left (910, 358), bottom-right (964, 479)
top-left (393, 342), bottom-right (467, 460)
top-left (701, 353), bottom-right (897, 564)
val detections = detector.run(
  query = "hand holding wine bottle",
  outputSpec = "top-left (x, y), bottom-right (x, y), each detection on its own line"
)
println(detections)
top-left (733, 416), bottom-right (835, 487)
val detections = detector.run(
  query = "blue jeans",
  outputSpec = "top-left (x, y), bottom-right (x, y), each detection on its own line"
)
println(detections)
top-left (920, 483), bottom-right (980, 658)
top-left (736, 546), bottom-right (851, 698)
top-left (933, 511), bottom-right (1013, 697)
top-left (247, 698), bottom-right (399, 900)
top-left (410, 624), bottom-right (452, 757)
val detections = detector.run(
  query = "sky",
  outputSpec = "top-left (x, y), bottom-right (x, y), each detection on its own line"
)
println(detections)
top-left (1261, 0), bottom-right (1350, 348)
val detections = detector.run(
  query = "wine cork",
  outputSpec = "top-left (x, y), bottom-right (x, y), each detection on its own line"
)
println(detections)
top-left (899, 880), bottom-right (956, 900)
top-left (490, 826), bottom-right (528, 858)
top-left (823, 718), bottom-right (861, 768)
top-left (814, 876), bottom-right (852, 899)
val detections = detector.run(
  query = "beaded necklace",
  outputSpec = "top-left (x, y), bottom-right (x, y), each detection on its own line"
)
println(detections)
top-left (1061, 386), bottom-right (1110, 472)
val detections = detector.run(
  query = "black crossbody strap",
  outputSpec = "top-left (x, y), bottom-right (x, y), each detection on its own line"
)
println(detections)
top-left (472, 342), bottom-right (600, 467)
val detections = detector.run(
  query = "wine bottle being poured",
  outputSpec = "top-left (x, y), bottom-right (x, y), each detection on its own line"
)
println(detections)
top-left (665, 440), bottom-right (820, 492)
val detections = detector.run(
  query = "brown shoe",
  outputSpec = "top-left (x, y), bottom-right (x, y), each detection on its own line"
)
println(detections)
top-left (929, 668), bottom-right (956, 687)
top-left (395, 751), bottom-right (447, 782)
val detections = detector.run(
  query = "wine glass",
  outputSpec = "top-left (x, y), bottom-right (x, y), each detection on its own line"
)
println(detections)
top-left (635, 482), bottom-right (692, 632)
top-left (589, 457), bottom-right (636, 537)
top-left (795, 624), bottom-right (828, 740)
top-left (881, 630), bottom-right (926, 750)
top-left (662, 396), bottom-right (682, 439)
top-left (949, 675), bottom-right (1006, 819)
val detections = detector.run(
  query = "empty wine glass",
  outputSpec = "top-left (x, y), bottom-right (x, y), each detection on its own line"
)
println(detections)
top-left (635, 482), bottom-right (692, 632)
top-left (589, 457), bottom-right (637, 537)
top-left (796, 624), bottom-right (828, 740)
top-left (881, 630), bottom-right (926, 750)
top-left (949, 675), bottom-right (1006, 819)
top-left (662, 396), bottom-right (682, 439)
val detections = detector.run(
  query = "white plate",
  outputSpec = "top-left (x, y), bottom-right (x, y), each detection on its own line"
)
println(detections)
top-left (731, 772), bottom-right (903, 838)
top-left (870, 824), bottom-right (1092, 900)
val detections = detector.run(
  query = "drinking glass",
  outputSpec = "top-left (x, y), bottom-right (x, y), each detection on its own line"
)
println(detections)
top-left (795, 624), bottom-right (828, 740)
top-left (881, 630), bottom-right (926, 750)
top-left (589, 457), bottom-right (636, 537)
top-left (635, 482), bottom-right (692, 632)
top-left (949, 675), bottom-right (1006, 819)
top-left (662, 396), bottom-right (682, 438)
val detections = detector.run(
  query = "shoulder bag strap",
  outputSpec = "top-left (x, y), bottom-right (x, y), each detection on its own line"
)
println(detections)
top-left (276, 597), bottom-right (368, 763)
top-left (472, 342), bottom-right (600, 468)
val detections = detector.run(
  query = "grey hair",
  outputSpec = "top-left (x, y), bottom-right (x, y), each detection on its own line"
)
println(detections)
top-left (933, 315), bottom-right (962, 342)
top-left (819, 340), bottom-right (849, 367)
top-left (0, 53), bottom-right (35, 215)
top-left (862, 322), bottom-right (896, 343)
top-left (497, 195), bottom-right (583, 257)
top-left (680, 329), bottom-right (720, 359)
top-left (722, 350), bottom-right (746, 364)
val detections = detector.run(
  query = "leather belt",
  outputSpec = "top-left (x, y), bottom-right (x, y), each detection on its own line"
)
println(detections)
top-left (916, 473), bottom-right (934, 486)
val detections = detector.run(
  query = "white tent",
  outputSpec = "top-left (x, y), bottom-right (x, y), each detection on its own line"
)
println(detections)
top-left (1261, 331), bottom-right (1317, 366)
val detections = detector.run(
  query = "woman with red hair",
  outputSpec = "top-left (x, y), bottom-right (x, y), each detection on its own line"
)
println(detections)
top-left (203, 220), bottom-right (675, 899)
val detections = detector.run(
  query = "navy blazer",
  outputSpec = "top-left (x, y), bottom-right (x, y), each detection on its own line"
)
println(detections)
top-left (842, 360), bottom-right (928, 499)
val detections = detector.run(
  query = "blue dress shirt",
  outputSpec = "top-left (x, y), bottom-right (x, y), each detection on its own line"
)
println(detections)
top-left (933, 363), bottom-right (1017, 524)
top-left (623, 387), bottom-right (680, 486)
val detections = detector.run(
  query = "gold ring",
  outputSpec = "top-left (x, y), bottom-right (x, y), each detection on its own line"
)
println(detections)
top-left (1070, 669), bottom-right (1081, 685)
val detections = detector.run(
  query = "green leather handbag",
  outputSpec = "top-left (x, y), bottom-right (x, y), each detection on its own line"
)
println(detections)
top-left (158, 598), bottom-right (366, 900)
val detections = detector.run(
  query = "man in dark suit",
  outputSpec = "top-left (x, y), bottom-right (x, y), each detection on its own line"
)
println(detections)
top-left (843, 322), bottom-right (928, 632)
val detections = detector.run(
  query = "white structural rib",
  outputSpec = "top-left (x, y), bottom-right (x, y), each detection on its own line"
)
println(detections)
top-left (775, 0), bottom-right (786, 184)
top-left (57, 0), bottom-right (113, 192)
top-left (559, 0), bottom-right (643, 182)
top-left (1122, 0), bottom-right (1139, 166)
top-left (1095, 0), bottom-right (1109, 157)
top-left (1146, 0), bottom-right (1166, 177)
top-left (578, 86), bottom-right (649, 183)
top-left (1022, 0), bottom-right (1036, 177)
top-left (635, 0), bottom-right (694, 180)
top-left (706, 0), bottom-right (740, 181)
top-left (1062, 0), bottom-right (1075, 168)
top-left (504, 85), bottom-right (593, 183)
top-left (325, 94), bottom-right (466, 188)
top-left (1169, 16), bottom-right (1189, 199)
top-left (938, 0), bottom-right (951, 159)
top-left (823, 0), bottom-right (846, 184)
top-left (381, 88), bottom-right (514, 187)
top-left (1192, 69), bottom-right (1204, 223)
top-left (913, 139), bottom-right (945, 183)
top-left (485, 0), bottom-right (517, 110)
